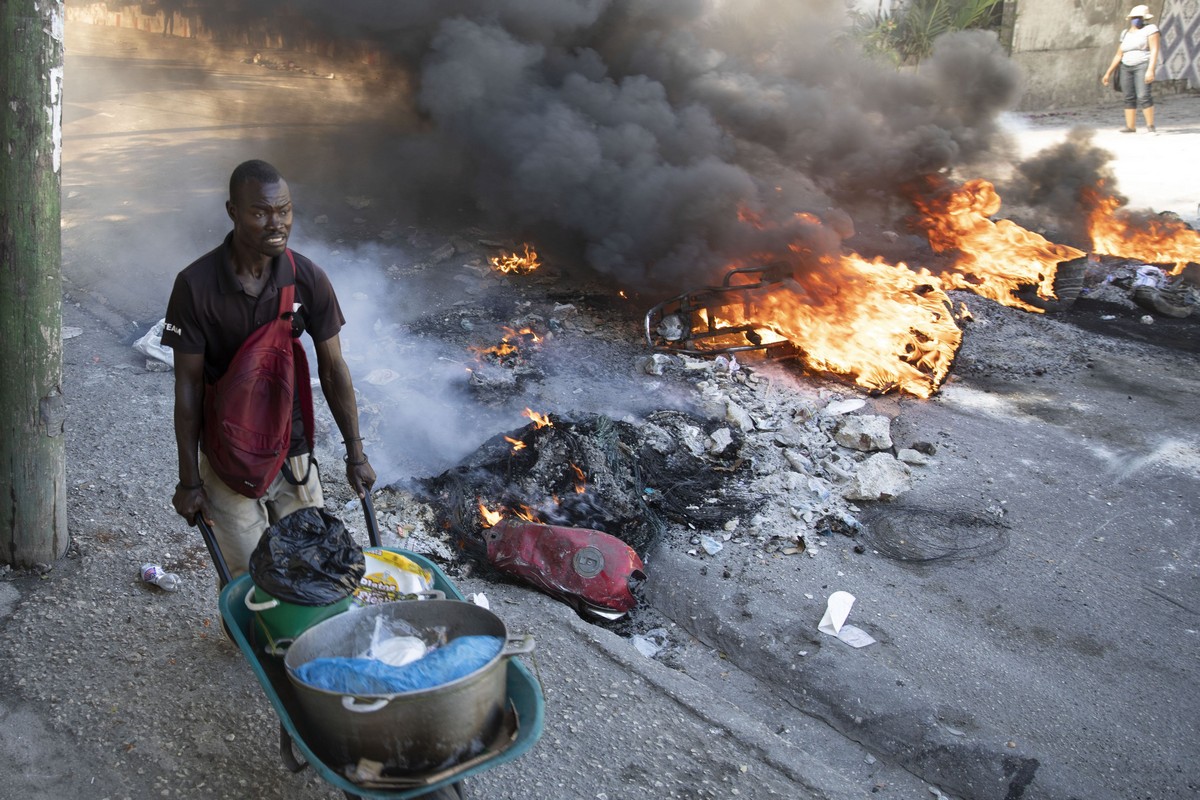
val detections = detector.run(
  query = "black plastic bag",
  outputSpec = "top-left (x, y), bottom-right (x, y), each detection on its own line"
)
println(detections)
top-left (249, 507), bottom-right (366, 605)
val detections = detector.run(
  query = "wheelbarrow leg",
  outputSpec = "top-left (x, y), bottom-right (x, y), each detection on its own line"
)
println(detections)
top-left (279, 723), bottom-right (308, 773)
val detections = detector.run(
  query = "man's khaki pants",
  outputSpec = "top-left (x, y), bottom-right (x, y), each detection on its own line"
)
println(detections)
top-left (199, 452), bottom-right (324, 578)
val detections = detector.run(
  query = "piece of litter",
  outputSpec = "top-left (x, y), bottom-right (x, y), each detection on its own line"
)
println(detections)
top-left (1100, 315), bottom-right (1116, 320)
top-left (466, 592), bottom-right (490, 610)
top-left (818, 591), bottom-right (877, 648)
top-left (62, 326), bottom-right (83, 340)
top-left (700, 535), bottom-right (724, 555)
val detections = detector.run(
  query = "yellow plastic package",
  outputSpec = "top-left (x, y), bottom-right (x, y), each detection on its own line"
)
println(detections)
top-left (353, 548), bottom-right (434, 606)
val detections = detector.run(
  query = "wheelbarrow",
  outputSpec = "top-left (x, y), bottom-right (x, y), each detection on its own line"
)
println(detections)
top-left (197, 494), bottom-right (544, 800)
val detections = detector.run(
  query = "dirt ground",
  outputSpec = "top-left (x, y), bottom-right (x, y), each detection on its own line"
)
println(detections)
top-left (1, 21), bottom-right (1198, 800)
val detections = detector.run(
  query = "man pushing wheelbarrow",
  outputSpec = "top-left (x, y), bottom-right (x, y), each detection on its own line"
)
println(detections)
top-left (161, 159), bottom-right (376, 582)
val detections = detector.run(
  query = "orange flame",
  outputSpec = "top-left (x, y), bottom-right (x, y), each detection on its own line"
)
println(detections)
top-left (505, 326), bottom-right (541, 343)
top-left (570, 463), bottom-right (586, 494)
top-left (504, 436), bottom-right (526, 452)
top-left (490, 244), bottom-right (541, 274)
top-left (910, 179), bottom-right (1084, 313)
top-left (1085, 184), bottom-right (1197, 274)
top-left (469, 326), bottom-right (540, 361)
top-left (479, 502), bottom-right (503, 528)
top-left (523, 408), bottom-right (552, 428)
top-left (469, 341), bottom-right (518, 359)
top-left (760, 252), bottom-right (962, 398)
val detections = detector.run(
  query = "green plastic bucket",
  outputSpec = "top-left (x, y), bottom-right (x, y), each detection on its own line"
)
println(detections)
top-left (245, 584), bottom-right (352, 656)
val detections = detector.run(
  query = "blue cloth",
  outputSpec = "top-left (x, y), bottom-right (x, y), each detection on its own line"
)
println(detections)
top-left (294, 636), bottom-right (503, 694)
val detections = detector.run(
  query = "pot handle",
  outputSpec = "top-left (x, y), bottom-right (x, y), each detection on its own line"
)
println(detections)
top-left (245, 586), bottom-right (280, 612)
top-left (503, 634), bottom-right (536, 657)
top-left (342, 696), bottom-right (390, 714)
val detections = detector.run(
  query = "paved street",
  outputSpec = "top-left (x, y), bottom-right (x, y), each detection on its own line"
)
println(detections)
top-left (1, 19), bottom-right (1197, 800)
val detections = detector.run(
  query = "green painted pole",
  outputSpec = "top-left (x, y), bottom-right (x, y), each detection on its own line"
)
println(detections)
top-left (1, 0), bottom-right (68, 568)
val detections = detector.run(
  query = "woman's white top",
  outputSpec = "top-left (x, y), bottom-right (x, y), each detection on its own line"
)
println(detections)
top-left (1120, 24), bottom-right (1159, 67)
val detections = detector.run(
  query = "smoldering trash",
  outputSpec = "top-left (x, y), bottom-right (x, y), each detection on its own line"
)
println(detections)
top-left (419, 410), bottom-right (761, 620)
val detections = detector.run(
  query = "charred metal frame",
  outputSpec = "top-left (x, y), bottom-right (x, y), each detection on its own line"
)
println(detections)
top-left (644, 263), bottom-right (801, 358)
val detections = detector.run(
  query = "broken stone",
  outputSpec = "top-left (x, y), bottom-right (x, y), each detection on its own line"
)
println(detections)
top-left (783, 449), bottom-right (814, 474)
top-left (843, 453), bottom-right (911, 501)
top-left (807, 476), bottom-right (833, 500)
top-left (725, 400), bottom-right (754, 432)
top-left (708, 427), bottom-right (734, 454)
top-left (773, 425), bottom-right (809, 448)
top-left (639, 353), bottom-right (673, 376)
top-left (897, 448), bottom-right (931, 465)
top-left (910, 441), bottom-right (937, 456)
top-left (834, 415), bottom-right (893, 452)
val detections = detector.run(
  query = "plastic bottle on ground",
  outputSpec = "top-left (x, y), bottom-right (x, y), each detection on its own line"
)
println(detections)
top-left (141, 563), bottom-right (181, 592)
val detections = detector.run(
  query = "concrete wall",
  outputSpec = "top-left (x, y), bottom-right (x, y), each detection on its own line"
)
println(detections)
top-left (1008, 0), bottom-right (1169, 110)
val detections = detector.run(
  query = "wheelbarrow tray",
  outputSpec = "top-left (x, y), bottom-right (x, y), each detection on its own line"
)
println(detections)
top-left (218, 548), bottom-right (544, 799)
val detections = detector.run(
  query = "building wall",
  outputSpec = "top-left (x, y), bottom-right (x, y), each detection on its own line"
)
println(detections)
top-left (1008, 0), bottom-right (1168, 110)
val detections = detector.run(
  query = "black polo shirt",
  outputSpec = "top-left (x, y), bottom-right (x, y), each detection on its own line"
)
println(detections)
top-left (162, 233), bottom-right (346, 455)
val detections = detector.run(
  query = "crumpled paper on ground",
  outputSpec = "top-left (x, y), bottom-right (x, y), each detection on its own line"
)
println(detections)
top-left (818, 591), bottom-right (877, 648)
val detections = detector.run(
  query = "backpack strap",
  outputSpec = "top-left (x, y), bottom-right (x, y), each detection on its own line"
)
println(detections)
top-left (282, 249), bottom-right (317, 485)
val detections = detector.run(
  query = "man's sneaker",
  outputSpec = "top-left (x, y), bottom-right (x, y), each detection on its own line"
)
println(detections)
top-left (1147, 125), bottom-right (1157, 133)
top-left (1120, 126), bottom-right (1136, 133)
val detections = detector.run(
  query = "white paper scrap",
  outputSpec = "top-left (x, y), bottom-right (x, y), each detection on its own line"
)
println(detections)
top-left (818, 591), bottom-right (877, 648)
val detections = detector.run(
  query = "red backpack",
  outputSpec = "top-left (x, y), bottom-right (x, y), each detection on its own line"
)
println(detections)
top-left (202, 251), bottom-right (315, 498)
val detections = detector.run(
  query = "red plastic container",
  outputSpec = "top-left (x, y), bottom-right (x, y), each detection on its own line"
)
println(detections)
top-left (485, 519), bottom-right (645, 618)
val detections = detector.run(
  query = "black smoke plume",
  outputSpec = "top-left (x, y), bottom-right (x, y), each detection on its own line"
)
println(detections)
top-left (186, 0), bottom-right (1024, 292)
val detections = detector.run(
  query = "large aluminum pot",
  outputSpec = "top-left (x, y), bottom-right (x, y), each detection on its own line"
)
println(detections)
top-left (283, 600), bottom-right (533, 774)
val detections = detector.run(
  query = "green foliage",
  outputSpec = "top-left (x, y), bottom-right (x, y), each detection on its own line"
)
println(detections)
top-left (848, 0), bottom-right (1004, 66)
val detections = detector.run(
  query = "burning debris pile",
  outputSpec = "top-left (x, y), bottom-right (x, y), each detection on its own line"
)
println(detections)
top-left (643, 175), bottom-right (1198, 399)
top-left (419, 409), bottom-right (754, 557)
top-left (360, 320), bottom-right (936, 622)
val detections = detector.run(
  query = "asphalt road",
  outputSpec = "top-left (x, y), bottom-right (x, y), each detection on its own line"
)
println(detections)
top-left (2, 19), bottom-right (1197, 800)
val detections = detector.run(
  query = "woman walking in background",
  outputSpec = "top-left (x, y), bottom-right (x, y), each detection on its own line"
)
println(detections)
top-left (1102, 5), bottom-right (1161, 133)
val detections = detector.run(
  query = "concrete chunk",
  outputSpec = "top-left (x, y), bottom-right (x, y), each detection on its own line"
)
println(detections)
top-left (834, 415), bottom-right (893, 451)
top-left (843, 453), bottom-right (911, 500)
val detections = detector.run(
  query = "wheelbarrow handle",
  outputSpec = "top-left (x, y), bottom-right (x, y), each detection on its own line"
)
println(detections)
top-left (195, 514), bottom-right (233, 589)
top-left (361, 491), bottom-right (381, 548)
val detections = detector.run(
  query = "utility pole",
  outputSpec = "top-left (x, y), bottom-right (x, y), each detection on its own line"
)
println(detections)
top-left (1, 0), bottom-right (69, 568)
